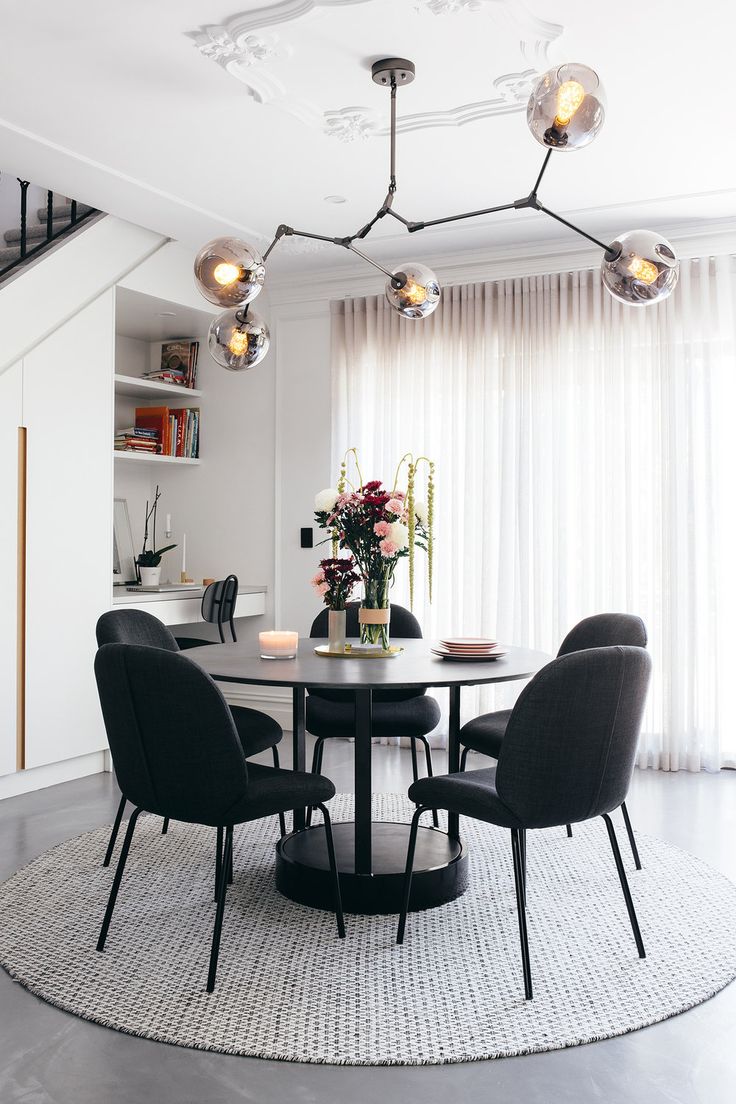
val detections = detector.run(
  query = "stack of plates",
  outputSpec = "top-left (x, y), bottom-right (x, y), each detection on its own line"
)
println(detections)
top-left (431, 637), bottom-right (508, 662)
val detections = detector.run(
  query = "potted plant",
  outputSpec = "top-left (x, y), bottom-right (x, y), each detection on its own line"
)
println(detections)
top-left (311, 556), bottom-right (360, 652)
top-left (137, 486), bottom-right (176, 586)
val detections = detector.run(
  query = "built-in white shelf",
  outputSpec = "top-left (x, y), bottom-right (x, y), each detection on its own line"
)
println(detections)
top-left (114, 373), bottom-right (202, 400)
top-left (114, 451), bottom-right (201, 466)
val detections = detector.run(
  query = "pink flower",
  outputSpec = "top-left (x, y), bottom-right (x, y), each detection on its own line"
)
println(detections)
top-left (386, 498), bottom-right (404, 515)
top-left (379, 538), bottom-right (398, 558)
top-left (316, 581), bottom-right (329, 596)
top-left (392, 489), bottom-right (406, 500)
top-left (310, 571), bottom-right (325, 587)
top-left (373, 520), bottom-right (391, 538)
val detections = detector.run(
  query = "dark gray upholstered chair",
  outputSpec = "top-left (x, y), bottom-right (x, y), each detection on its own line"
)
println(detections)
top-left (175, 574), bottom-right (239, 649)
top-left (307, 602), bottom-right (441, 788)
top-left (94, 643), bottom-right (344, 992)
top-left (459, 613), bottom-right (648, 868)
top-left (397, 646), bottom-right (652, 1000)
top-left (96, 608), bottom-right (285, 860)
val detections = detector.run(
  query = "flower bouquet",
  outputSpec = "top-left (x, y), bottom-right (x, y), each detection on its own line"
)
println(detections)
top-left (311, 556), bottom-right (361, 652)
top-left (314, 449), bottom-right (434, 650)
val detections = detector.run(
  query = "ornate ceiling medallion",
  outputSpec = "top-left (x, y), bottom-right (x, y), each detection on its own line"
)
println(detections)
top-left (189, 0), bottom-right (563, 140)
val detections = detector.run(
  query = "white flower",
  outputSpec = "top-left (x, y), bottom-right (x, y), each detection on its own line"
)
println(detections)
top-left (315, 487), bottom-right (339, 513)
top-left (389, 521), bottom-right (409, 550)
top-left (414, 500), bottom-right (429, 526)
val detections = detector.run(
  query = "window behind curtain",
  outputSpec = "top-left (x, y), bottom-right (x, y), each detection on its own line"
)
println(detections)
top-left (331, 257), bottom-right (736, 771)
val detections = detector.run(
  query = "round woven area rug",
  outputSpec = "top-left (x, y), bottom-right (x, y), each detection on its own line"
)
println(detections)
top-left (1, 793), bottom-right (735, 1065)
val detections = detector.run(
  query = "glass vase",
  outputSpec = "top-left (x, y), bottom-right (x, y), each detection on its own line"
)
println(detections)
top-left (328, 608), bottom-right (346, 654)
top-left (359, 577), bottom-right (391, 650)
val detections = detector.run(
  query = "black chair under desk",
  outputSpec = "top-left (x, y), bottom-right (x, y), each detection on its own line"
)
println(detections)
top-left (94, 643), bottom-right (345, 993)
top-left (396, 645), bottom-right (652, 1001)
top-left (96, 607), bottom-right (286, 858)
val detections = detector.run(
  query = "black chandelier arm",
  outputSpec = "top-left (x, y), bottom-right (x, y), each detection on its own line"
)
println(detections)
top-left (262, 223), bottom-right (290, 261)
top-left (346, 242), bottom-right (403, 284)
top-left (534, 202), bottom-right (618, 257)
top-left (530, 149), bottom-right (553, 197)
top-left (406, 198), bottom-right (520, 233)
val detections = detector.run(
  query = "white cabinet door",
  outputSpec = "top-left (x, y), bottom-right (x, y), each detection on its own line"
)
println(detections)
top-left (0, 362), bottom-right (22, 777)
top-left (23, 291), bottom-right (114, 769)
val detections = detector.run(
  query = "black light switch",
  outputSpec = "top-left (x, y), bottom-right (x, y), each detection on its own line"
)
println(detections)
top-left (300, 527), bottom-right (314, 549)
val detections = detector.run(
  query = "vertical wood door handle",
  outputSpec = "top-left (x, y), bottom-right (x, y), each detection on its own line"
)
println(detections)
top-left (17, 426), bottom-right (26, 771)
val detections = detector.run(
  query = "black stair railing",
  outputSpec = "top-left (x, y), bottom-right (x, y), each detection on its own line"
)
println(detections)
top-left (0, 175), bottom-right (99, 282)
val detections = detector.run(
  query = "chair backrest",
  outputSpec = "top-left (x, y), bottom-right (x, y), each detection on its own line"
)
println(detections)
top-left (96, 608), bottom-right (179, 651)
top-left (495, 646), bottom-right (651, 829)
top-left (309, 601), bottom-right (425, 703)
top-left (94, 643), bottom-right (249, 825)
top-left (309, 601), bottom-right (423, 640)
top-left (557, 613), bottom-right (647, 657)
top-left (201, 575), bottom-right (239, 642)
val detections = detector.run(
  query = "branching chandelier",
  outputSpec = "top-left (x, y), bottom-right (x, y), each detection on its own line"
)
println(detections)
top-left (193, 59), bottom-right (679, 371)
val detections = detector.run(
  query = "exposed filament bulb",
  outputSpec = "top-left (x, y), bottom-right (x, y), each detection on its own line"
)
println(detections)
top-left (554, 80), bottom-right (585, 126)
top-left (227, 329), bottom-right (250, 356)
top-left (214, 262), bottom-right (242, 286)
top-left (627, 256), bottom-right (659, 285)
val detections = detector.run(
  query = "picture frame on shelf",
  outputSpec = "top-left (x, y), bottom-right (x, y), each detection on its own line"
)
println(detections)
top-left (113, 498), bottom-right (138, 586)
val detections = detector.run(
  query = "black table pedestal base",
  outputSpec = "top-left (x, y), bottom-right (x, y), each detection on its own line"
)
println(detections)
top-left (275, 821), bottom-right (468, 915)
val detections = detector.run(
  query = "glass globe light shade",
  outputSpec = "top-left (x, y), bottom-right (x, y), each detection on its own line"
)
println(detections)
top-left (527, 63), bottom-right (605, 151)
top-left (601, 230), bottom-right (679, 306)
top-left (194, 237), bottom-right (265, 308)
top-left (385, 263), bottom-right (441, 319)
top-left (208, 308), bottom-right (270, 371)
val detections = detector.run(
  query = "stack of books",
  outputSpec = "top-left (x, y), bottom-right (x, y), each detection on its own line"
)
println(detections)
top-left (141, 340), bottom-right (199, 389)
top-left (127, 406), bottom-right (200, 458)
top-left (114, 426), bottom-right (160, 453)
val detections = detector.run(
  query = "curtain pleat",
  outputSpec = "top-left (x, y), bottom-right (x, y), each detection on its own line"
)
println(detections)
top-left (330, 258), bottom-right (736, 771)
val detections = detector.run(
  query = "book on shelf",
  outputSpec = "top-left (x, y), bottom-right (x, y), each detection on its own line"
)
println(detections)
top-left (141, 339), bottom-right (199, 389)
top-left (116, 406), bottom-right (201, 459)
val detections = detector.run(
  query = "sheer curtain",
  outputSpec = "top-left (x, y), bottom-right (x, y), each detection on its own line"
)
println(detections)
top-left (331, 256), bottom-right (736, 771)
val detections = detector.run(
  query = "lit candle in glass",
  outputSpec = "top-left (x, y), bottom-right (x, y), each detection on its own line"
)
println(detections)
top-left (259, 630), bottom-right (299, 659)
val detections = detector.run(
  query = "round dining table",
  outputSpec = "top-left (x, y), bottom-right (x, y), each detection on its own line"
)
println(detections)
top-left (188, 638), bottom-right (549, 915)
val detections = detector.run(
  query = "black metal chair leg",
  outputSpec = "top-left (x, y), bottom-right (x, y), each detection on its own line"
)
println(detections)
top-left (459, 745), bottom-right (470, 773)
top-left (215, 826), bottom-right (223, 902)
top-left (602, 813), bottom-right (646, 958)
top-left (97, 807), bottom-right (141, 952)
top-left (103, 792), bottom-right (127, 868)
top-left (161, 817), bottom-right (170, 835)
top-left (396, 806), bottom-right (428, 945)
top-left (519, 827), bottom-right (527, 897)
top-left (409, 737), bottom-right (419, 784)
top-left (207, 826), bottom-right (233, 993)
top-left (307, 739), bottom-right (326, 827)
top-left (621, 801), bottom-right (642, 870)
top-left (511, 828), bottom-right (533, 999)
top-left (566, 824), bottom-right (573, 837)
top-left (272, 747), bottom-right (287, 837)
top-left (414, 735), bottom-right (439, 827)
top-left (316, 803), bottom-right (346, 939)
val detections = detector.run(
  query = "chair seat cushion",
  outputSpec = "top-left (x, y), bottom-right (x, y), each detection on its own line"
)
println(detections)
top-left (408, 767), bottom-right (524, 829)
top-left (459, 709), bottom-right (512, 759)
top-left (228, 763), bottom-right (335, 823)
top-left (230, 706), bottom-right (283, 757)
top-left (306, 693), bottom-right (441, 740)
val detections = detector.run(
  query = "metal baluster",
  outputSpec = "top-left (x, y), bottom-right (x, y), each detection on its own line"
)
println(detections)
top-left (46, 190), bottom-right (53, 241)
top-left (17, 179), bottom-right (30, 259)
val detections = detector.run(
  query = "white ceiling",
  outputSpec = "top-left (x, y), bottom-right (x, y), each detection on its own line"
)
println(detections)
top-left (0, 0), bottom-right (733, 278)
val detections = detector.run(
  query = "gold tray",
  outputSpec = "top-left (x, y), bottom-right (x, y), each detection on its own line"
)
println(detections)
top-left (314, 644), bottom-right (404, 660)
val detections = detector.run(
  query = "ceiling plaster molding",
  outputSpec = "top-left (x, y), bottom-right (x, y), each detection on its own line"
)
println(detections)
top-left (189, 0), bottom-right (562, 138)
top-left (266, 214), bottom-right (736, 306)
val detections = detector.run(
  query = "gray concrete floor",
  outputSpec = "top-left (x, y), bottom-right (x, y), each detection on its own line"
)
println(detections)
top-left (1, 739), bottom-right (735, 1104)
